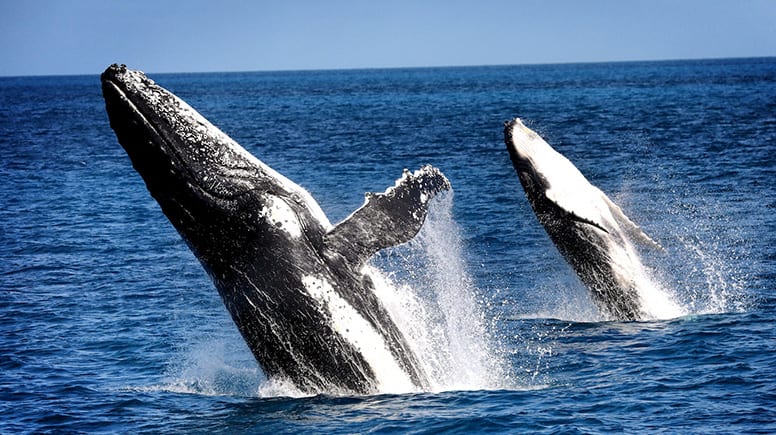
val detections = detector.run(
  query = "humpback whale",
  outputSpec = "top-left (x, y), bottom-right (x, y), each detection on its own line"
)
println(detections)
top-left (504, 118), bottom-right (663, 320)
top-left (101, 64), bottom-right (451, 394)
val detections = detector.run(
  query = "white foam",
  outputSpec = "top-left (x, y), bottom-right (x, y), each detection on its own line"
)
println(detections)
top-left (157, 332), bottom-right (266, 397)
top-left (618, 243), bottom-right (685, 320)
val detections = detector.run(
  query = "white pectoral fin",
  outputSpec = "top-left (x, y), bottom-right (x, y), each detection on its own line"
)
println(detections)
top-left (601, 193), bottom-right (663, 250)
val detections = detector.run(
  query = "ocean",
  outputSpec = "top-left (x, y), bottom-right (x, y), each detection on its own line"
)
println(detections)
top-left (1, 57), bottom-right (774, 433)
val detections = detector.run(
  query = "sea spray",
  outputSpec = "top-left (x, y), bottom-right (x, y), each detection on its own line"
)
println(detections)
top-left (624, 172), bottom-right (753, 316)
top-left (508, 229), bottom-right (686, 322)
top-left (159, 182), bottom-right (747, 397)
top-left (621, 243), bottom-right (685, 320)
top-left (644, 198), bottom-right (752, 315)
top-left (372, 192), bottom-right (509, 391)
top-left (162, 328), bottom-right (268, 397)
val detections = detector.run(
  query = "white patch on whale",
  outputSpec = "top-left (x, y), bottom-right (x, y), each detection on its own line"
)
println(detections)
top-left (259, 195), bottom-right (302, 238)
top-left (301, 275), bottom-right (416, 394)
top-left (508, 120), bottom-right (619, 231)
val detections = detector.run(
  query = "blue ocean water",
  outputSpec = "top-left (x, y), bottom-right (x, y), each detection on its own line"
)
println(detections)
top-left (1, 58), bottom-right (775, 433)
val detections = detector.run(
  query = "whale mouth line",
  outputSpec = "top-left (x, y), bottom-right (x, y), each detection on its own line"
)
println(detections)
top-left (101, 75), bottom-right (176, 159)
top-left (102, 76), bottom-right (257, 204)
top-left (102, 78), bottom-right (201, 193)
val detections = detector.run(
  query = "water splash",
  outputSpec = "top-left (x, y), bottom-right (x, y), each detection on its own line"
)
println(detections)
top-left (518, 273), bottom-right (607, 323)
top-left (644, 198), bottom-right (753, 316)
top-left (157, 180), bottom-right (751, 398)
top-left (154, 328), bottom-right (321, 398)
top-left (623, 243), bottom-right (685, 320)
top-left (159, 331), bottom-right (268, 397)
top-left (372, 192), bottom-right (510, 392)
top-left (160, 192), bottom-right (509, 397)
top-left (514, 183), bottom-right (750, 324)
top-left (615, 180), bottom-right (753, 318)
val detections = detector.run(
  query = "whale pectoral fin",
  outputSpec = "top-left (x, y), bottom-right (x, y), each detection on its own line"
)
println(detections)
top-left (602, 194), bottom-right (664, 250)
top-left (324, 165), bottom-right (451, 266)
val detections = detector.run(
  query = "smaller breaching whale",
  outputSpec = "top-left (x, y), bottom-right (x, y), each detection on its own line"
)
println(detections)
top-left (101, 64), bottom-right (451, 394)
top-left (504, 118), bottom-right (663, 320)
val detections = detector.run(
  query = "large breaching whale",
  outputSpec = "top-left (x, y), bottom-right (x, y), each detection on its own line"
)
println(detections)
top-left (504, 118), bottom-right (663, 320)
top-left (101, 64), bottom-right (451, 394)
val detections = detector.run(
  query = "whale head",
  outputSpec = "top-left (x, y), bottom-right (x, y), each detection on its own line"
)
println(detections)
top-left (504, 118), bottom-right (561, 196)
top-left (101, 64), bottom-right (330, 274)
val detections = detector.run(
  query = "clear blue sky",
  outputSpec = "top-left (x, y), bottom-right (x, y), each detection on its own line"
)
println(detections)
top-left (2, 0), bottom-right (775, 76)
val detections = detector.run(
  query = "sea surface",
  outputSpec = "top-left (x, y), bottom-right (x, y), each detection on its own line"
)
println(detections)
top-left (1, 58), bottom-right (775, 433)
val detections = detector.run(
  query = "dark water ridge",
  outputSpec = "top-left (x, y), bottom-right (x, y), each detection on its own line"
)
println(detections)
top-left (1, 57), bottom-right (775, 433)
